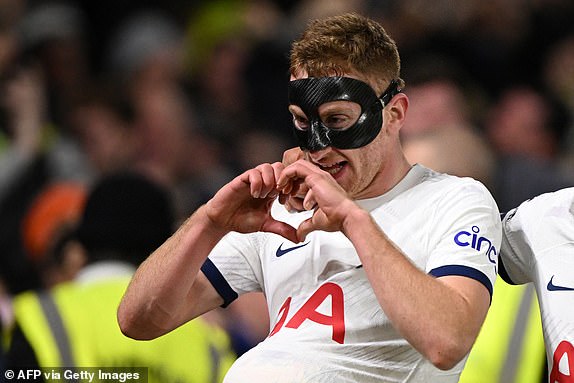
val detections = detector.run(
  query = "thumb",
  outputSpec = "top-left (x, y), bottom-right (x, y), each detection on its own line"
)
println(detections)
top-left (296, 218), bottom-right (315, 243)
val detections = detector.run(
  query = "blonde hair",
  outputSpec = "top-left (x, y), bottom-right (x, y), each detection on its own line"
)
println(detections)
top-left (290, 13), bottom-right (403, 93)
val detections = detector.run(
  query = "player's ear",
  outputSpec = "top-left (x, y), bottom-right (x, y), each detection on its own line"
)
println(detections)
top-left (385, 93), bottom-right (408, 130)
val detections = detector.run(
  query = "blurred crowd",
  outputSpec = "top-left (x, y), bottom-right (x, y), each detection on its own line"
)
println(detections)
top-left (1, 0), bottom-right (574, 363)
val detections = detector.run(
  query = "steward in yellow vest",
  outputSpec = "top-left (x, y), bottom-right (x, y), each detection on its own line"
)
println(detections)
top-left (5, 172), bottom-right (236, 382)
top-left (459, 276), bottom-right (546, 383)
top-left (9, 265), bottom-right (235, 383)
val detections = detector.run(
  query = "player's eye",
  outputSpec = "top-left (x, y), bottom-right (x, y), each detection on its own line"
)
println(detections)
top-left (323, 114), bottom-right (354, 130)
top-left (292, 114), bottom-right (310, 131)
top-left (318, 101), bottom-right (361, 131)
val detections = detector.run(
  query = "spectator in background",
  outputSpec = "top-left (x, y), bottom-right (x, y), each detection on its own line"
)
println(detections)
top-left (5, 171), bottom-right (236, 382)
top-left (483, 85), bottom-right (574, 212)
top-left (67, 83), bottom-right (140, 179)
top-left (0, 181), bottom-right (87, 363)
top-left (17, 2), bottom-right (92, 131)
top-left (543, 33), bottom-right (574, 126)
top-left (100, 9), bottom-right (236, 218)
top-left (0, 66), bottom-right (47, 203)
top-left (0, 1), bottom-right (93, 295)
top-left (484, 85), bottom-right (566, 161)
top-left (400, 52), bottom-right (574, 214)
top-left (400, 54), bottom-right (494, 189)
top-left (400, 54), bottom-right (487, 141)
top-left (21, 181), bottom-right (87, 289)
top-left (542, 32), bottom-right (574, 171)
top-left (104, 9), bottom-right (187, 98)
top-left (129, 80), bottom-right (235, 219)
top-left (403, 127), bottom-right (495, 189)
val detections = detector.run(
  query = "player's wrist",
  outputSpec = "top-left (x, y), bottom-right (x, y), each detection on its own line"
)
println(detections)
top-left (195, 204), bottom-right (231, 239)
top-left (341, 204), bottom-right (371, 237)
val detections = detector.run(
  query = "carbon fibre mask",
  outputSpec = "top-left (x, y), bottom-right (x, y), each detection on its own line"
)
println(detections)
top-left (288, 77), bottom-right (401, 151)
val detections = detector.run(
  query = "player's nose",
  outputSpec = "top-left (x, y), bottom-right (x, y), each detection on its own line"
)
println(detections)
top-left (307, 146), bottom-right (334, 163)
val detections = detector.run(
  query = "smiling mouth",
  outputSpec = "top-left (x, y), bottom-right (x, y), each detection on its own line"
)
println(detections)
top-left (319, 161), bottom-right (347, 176)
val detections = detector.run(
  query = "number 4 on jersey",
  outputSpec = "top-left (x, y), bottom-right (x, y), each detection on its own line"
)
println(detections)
top-left (269, 282), bottom-right (346, 344)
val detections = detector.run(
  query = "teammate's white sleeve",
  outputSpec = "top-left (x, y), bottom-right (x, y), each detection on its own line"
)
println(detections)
top-left (500, 187), bottom-right (574, 285)
top-left (500, 206), bottom-right (534, 285)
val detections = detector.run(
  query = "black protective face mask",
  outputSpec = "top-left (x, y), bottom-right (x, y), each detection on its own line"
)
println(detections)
top-left (288, 77), bottom-right (401, 151)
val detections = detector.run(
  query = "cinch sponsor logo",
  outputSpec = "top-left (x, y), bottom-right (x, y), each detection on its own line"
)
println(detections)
top-left (454, 226), bottom-right (497, 264)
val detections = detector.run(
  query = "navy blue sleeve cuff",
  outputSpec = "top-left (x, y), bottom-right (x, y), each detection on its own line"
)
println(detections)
top-left (497, 257), bottom-right (518, 285)
top-left (429, 265), bottom-right (494, 303)
top-left (200, 258), bottom-right (239, 308)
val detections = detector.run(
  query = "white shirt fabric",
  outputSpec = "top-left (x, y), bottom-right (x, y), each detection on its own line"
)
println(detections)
top-left (202, 164), bottom-right (501, 383)
top-left (500, 187), bottom-right (574, 379)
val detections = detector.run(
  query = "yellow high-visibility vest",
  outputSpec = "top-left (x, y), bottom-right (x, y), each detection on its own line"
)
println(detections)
top-left (12, 276), bottom-right (236, 383)
top-left (459, 277), bottom-right (545, 383)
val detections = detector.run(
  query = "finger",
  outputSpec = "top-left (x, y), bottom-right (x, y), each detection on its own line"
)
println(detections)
top-left (271, 162), bottom-right (284, 181)
top-left (277, 161), bottom-right (313, 189)
top-left (281, 195), bottom-right (293, 212)
top-left (261, 219), bottom-right (299, 243)
top-left (285, 195), bottom-right (305, 212)
top-left (269, 162), bottom-right (285, 198)
top-left (302, 189), bottom-right (317, 211)
top-left (261, 164), bottom-right (278, 198)
top-left (282, 147), bottom-right (304, 166)
top-left (278, 171), bottom-right (304, 196)
top-left (246, 168), bottom-right (266, 198)
top-left (283, 178), bottom-right (309, 198)
top-left (280, 181), bottom-right (293, 196)
top-left (296, 218), bottom-right (315, 243)
top-left (251, 164), bottom-right (275, 198)
top-left (278, 192), bottom-right (288, 205)
top-left (289, 178), bottom-right (306, 196)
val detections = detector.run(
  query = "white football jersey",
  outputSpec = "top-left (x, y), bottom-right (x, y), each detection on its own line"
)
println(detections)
top-left (202, 164), bottom-right (501, 382)
top-left (500, 187), bottom-right (574, 381)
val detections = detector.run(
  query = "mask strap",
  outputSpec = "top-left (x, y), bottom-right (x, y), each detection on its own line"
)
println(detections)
top-left (379, 79), bottom-right (402, 107)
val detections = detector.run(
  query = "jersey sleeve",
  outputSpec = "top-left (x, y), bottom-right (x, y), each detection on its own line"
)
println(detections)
top-left (498, 188), bottom-right (574, 284)
top-left (201, 231), bottom-right (264, 307)
top-left (426, 179), bottom-right (501, 299)
top-left (498, 206), bottom-right (535, 285)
